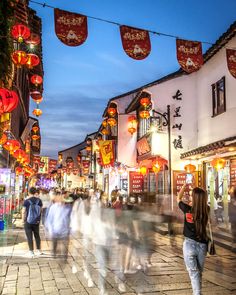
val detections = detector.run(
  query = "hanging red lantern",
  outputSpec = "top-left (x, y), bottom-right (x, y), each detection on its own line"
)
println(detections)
top-left (30, 91), bottom-right (43, 104)
top-left (11, 51), bottom-right (28, 67)
top-left (128, 115), bottom-right (137, 135)
top-left (13, 149), bottom-right (25, 162)
top-left (15, 167), bottom-right (23, 176)
top-left (139, 166), bottom-right (147, 176)
top-left (0, 133), bottom-right (8, 145)
top-left (107, 117), bottom-right (117, 127)
top-left (107, 107), bottom-right (116, 117)
top-left (101, 128), bottom-right (109, 135)
top-left (152, 161), bottom-right (161, 174)
top-left (102, 120), bottom-right (107, 127)
top-left (11, 24), bottom-right (31, 43)
top-left (3, 140), bottom-right (20, 155)
top-left (32, 108), bottom-right (42, 117)
top-left (211, 158), bottom-right (226, 170)
top-left (140, 97), bottom-right (151, 107)
top-left (139, 110), bottom-right (150, 119)
top-left (32, 134), bottom-right (40, 141)
top-left (25, 33), bottom-right (40, 46)
top-left (0, 88), bottom-right (19, 114)
top-left (32, 126), bottom-right (39, 133)
top-left (26, 54), bottom-right (40, 69)
top-left (184, 164), bottom-right (196, 173)
top-left (30, 75), bottom-right (43, 86)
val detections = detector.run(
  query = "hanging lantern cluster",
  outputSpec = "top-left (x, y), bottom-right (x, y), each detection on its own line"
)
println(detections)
top-left (128, 115), bottom-right (138, 135)
top-left (107, 117), bottom-right (117, 127)
top-left (211, 158), bottom-right (226, 171)
top-left (3, 139), bottom-right (20, 155)
top-left (31, 124), bottom-right (40, 141)
top-left (139, 96), bottom-right (151, 119)
top-left (107, 107), bottom-right (117, 117)
top-left (101, 104), bottom-right (118, 136)
top-left (184, 163), bottom-right (196, 173)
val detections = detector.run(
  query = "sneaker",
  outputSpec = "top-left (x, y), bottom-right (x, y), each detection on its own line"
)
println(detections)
top-left (72, 265), bottom-right (78, 274)
top-left (34, 250), bottom-right (43, 256)
top-left (118, 282), bottom-right (126, 293)
top-left (87, 278), bottom-right (94, 287)
top-left (25, 251), bottom-right (34, 258)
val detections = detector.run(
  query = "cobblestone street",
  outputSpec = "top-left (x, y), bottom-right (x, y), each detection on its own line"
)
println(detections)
top-left (1, 229), bottom-right (236, 295)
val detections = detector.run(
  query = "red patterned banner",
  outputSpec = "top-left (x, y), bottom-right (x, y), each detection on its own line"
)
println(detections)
top-left (120, 25), bottom-right (151, 60)
top-left (98, 140), bottom-right (115, 168)
top-left (54, 8), bottom-right (88, 46)
top-left (226, 49), bottom-right (236, 79)
top-left (176, 39), bottom-right (203, 73)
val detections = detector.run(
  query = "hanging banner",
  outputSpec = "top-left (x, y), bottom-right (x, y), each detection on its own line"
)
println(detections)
top-left (120, 25), bottom-right (151, 60)
top-left (54, 8), bottom-right (88, 46)
top-left (226, 49), bottom-right (236, 79)
top-left (176, 39), bottom-right (203, 73)
top-left (98, 140), bottom-right (115, 168)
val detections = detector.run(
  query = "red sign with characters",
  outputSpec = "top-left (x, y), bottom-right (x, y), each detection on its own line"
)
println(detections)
top-left (129, 172), bottom-right (144, 193)
top-left (54, 8), bottom-right (88, 46)
top-left (176, 39), bottom-right (203, 73)
top-left (226, 49), bottom-right (236, 79)
top-left (120, 25), bottom-right (151, 60)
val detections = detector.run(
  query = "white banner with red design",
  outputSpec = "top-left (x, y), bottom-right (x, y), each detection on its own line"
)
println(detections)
top-left (54, 8), bottom-right (88, 46)
top-left (226, 49), bottom-right (236, 78)
top-left (98, 140), bottom-right (115, 168)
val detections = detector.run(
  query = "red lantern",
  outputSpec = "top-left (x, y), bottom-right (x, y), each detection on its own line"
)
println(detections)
top-left (140, 97), bottom-right (151, 107)
top-left (11, 24), bottom-right (30, 43)
top-left (107, 117), bottom-right (117, 127)
top-left (30, 75), bottom-right (43, 86)
top-left (211, 158), bottom-right (226, 171)
top-left (139, 110), bottom-right (150, 119)
top-left (0, 88), bottom-right (19, 114)
top-left (32, 134), bottom-right (40, 141)
top-left (128, 115), bottom-right (137, 135)
top-left (11, 51), bottom-right (28, 67)
top-left (101, 128), bottom-right (109, 135)
top-left (86, 146), bottom-right (92, 151)
top-left (0, 133), bottom-right (8, 145)
top-left (140, 166), bottom-right (147, 175)
top-left (15, 167), bottom-right (23, 175)
top-left (184, 164), bottom-right (196, 173)
top-left (3, 140), bottom-right (20, 155)
top-left (30, 91), bottom-right (43, 103)
top-left (13, 149), bottom-right (25, 162)
top-left (32, 126), bottom-right (39, 133)
top-left (102, 120), bottom-right (107, 127)
top-left (25, 33), bottom-right (40, 46)
top-left (32, 108), bottom-right (42, 117)
top-left (107, 107), bottom-right (116, 117)
top-left (26, 54), bottom-right (40, 69)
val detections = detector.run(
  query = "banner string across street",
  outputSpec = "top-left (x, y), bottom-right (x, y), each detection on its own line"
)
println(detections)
top-left (29, 0), bottom-right (236, 77)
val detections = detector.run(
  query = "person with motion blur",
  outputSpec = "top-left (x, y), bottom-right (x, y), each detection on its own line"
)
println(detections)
top-left (177, 180), bottom-right (209, 295)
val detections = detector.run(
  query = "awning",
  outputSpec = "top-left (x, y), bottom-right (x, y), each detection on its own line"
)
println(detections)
top-left (180, 136), bottom-right (236, 160)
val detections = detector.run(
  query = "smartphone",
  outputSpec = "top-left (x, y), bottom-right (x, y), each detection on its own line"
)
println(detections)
top-left (186, 173), bottom-right (193, 184)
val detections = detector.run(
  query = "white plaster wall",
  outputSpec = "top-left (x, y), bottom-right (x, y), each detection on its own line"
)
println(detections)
top-left (196, 37), bottom-right (236, 146)
top-left (117, 113), bottom-right (138, 167)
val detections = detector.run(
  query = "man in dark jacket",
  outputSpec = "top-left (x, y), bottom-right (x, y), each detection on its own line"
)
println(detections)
top-left (22, 187), bottom-right (43, 257)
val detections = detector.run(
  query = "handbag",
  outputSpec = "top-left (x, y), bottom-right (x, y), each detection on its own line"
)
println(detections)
top-left (207, 220), bottom-right (216, 255)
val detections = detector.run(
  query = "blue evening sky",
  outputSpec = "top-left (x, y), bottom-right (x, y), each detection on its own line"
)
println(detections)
top-left (28, 0), bottom-right (236, 158)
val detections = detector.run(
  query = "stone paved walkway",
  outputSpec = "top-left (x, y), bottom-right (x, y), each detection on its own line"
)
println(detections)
top-left (1, 228), bottom-right (236, 295)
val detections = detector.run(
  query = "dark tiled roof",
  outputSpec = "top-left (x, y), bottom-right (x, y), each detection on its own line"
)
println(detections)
top-left (180, 136), bottom-right (236, 159)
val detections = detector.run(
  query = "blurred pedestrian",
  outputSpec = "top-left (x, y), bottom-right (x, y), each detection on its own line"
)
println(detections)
top-left (22, 187), bottom-right (43, 258)
top-left (177, 184), bottom-right (209, 295)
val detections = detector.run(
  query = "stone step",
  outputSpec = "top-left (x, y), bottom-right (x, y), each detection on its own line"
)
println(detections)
top-left (213, 229), bottom-right (234, 242)
top-left (213, 236), bottom-right (236, 253)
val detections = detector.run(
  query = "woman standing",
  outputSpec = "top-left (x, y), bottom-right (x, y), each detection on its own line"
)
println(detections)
top-left (177, 184), bottom-right (209, 295)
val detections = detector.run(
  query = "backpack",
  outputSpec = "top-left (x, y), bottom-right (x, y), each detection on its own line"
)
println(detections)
top-left (27, 199), bottom-right (41, 224)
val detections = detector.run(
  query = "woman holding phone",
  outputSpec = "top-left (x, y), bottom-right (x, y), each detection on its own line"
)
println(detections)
top-left (177, 180), bottom-right (209, 295)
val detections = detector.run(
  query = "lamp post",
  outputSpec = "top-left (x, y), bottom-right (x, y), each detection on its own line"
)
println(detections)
top-left (152, 105), bottom-right (171, 195)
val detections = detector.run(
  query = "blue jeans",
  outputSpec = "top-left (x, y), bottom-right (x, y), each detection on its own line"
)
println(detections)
top-left (183, 238), bottom-right (207, 295)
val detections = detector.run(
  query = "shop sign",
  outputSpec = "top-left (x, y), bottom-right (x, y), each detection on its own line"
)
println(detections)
top-left (172, 89), bottom-right (184, 150)
top-left (230, 159), bottom-right (236, 187)
top-left (38, 157), bottom-right (49, 174)
top-left (129, 171), bottom-right (144, 193)
top-left (137, 136), bottom-right (151, 156)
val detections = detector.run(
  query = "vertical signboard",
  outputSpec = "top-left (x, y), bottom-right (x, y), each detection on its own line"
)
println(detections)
top-left (129, 171), bottom-right (144, 193)
top-left (38, 157), bottom-right (49, 174)
top-left (230, 159), bottom-right (236, 187)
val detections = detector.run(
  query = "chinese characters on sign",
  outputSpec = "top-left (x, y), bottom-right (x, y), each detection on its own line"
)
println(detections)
top-left (129, 172), bottom-right (144, 193)
top-left (172, 89), bottom-right (183, 149)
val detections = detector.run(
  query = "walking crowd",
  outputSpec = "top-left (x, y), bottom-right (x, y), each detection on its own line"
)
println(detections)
top-left (21, 184), bottom-right (236, 295)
